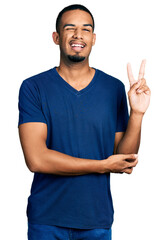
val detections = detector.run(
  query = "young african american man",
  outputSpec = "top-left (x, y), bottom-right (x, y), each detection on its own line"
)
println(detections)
top-left (18, 4), bottom-right (151, 240)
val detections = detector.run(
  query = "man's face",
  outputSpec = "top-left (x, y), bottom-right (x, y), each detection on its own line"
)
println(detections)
top-left (55, 10), bottom-right (96, 63)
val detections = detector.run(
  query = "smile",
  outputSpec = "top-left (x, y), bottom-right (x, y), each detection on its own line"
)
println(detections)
top-left (71, 44), bottom-right (85, 48)
top-left (69, 41), bottom-right (86, 51)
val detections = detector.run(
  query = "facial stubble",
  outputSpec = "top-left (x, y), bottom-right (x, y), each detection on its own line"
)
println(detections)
top-left (67, 54), bottom-right (85, 62)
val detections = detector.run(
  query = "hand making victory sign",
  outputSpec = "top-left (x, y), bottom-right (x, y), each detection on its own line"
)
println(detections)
top-left (127, 59), bottom-right (151, 115)
top-left (114, 59), bottom-right (151, 156)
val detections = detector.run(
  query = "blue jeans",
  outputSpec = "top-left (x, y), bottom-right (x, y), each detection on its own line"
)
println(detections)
top-left (28, 222), bottom-right (112, 240)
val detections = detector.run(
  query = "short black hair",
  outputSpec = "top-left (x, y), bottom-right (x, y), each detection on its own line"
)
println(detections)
top-left (56, 4), bottom-right (95, 33)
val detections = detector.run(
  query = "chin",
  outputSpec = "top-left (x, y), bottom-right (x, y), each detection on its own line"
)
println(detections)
top-left (67, 55), bottom-right (86, 63)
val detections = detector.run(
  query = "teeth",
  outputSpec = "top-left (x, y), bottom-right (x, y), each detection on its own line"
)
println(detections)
top-left (71, 44), bottom-right (84, 48)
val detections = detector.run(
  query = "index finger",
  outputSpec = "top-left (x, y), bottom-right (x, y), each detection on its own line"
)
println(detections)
top-left (127, 63), bottom-right (136, 87)
top-left (138, 59), bottom-right (146, 80)
top-left (124, 154), bottom-right (138, 161)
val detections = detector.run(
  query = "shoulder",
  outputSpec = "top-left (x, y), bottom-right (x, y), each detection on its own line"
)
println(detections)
top-left (20, 67), bottom-right (55, 88)
top-left (96, 68), bottom-right (125, 90)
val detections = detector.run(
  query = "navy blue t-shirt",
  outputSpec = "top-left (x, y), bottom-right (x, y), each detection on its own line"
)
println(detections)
top-left (18, 67), bottom-right (129, 229)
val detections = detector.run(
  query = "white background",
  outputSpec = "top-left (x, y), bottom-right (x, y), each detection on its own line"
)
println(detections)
top-left (0, 0), bottom-right (168, 239)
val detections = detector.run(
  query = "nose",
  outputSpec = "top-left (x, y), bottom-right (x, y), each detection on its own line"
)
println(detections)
top-left (73, 28), bottom-right (83, 39)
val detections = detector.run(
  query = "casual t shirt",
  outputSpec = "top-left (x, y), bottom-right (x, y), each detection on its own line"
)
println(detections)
top-left (18, 67), bottom-right (129, 229)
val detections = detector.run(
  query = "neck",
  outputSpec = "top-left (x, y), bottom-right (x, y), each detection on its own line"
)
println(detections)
top-left (57, 58), bottom-right (92, 82)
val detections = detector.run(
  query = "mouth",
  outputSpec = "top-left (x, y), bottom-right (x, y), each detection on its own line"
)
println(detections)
top-left (69, 41), bottom-right (86, 52)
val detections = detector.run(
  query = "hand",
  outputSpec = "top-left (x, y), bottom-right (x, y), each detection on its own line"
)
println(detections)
top-left (104, 154), bottom-right (138, 174)
top-left (127, 59), bottom-right (151, 115)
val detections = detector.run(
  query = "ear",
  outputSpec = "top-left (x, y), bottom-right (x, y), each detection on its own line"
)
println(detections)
top-left (52, 32), bottom-right (60, 45)
top-left (92, 33), bottom-right (96, 46)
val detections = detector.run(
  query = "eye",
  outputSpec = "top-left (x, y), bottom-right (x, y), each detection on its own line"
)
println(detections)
top-left (83, 28), bottom-right (90, 32)
top-left (66, 28), bottom-right (75, 31)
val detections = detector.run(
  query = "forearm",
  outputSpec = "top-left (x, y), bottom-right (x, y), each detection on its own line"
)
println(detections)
top-left (19, 123), bottom-right (106, 176)
top-left (116, 111), bottom-right (143, 154)
top-left (33, 148), bottom-right (105, 176)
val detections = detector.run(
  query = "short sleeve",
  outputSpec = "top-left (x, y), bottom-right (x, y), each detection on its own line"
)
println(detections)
top-left (18, 80), bottom-right (47, 127)
top-left (116, 83), bottom-right (129, 132)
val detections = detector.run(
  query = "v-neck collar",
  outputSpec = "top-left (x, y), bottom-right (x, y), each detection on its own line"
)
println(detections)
top-left (53, 67), bottom-right (98, 96)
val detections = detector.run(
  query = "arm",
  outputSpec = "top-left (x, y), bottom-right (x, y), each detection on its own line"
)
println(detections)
top-left (18, 122), bottom-right (138, 175)
top-left (115, 60), bottom-right (151, 154)
top-left (116, 111), bottom-right (143, 154)
top-left (19, 122), bottom-right (103, 175)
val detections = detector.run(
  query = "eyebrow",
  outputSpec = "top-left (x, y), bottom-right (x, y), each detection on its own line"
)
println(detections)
top-left (63, 24), bottom-right (93, 29)
top-left (83, 24), bottom-right (93, 28)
